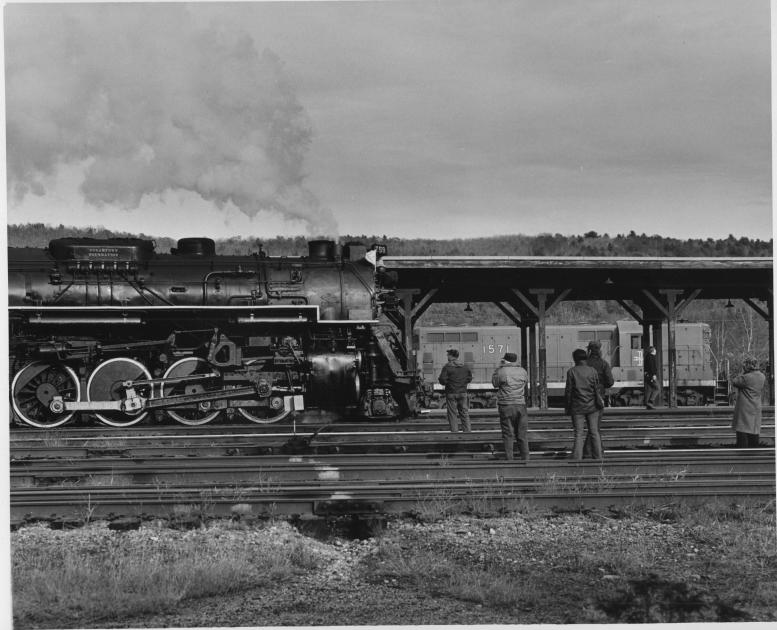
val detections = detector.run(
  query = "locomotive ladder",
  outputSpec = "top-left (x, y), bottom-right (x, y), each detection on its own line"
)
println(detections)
top-left (714, 359), bottom-right (731, 406)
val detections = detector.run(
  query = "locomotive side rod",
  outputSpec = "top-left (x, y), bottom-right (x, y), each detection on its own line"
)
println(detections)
top-left (50, 384), bottom-right (263, 414)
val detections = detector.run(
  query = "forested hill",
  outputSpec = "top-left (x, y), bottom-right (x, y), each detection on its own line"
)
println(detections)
top-left (7, 223), bottom-right (773, 257)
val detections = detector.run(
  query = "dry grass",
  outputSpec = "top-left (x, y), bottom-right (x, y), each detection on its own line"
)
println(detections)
top-left (11, 523), bottom-right (325, 627)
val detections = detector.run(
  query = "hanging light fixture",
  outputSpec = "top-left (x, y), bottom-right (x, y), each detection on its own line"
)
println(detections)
top-left (725, 299), bottom-right (735, 309)
top-left (464, 302), bottom-right (473, 312)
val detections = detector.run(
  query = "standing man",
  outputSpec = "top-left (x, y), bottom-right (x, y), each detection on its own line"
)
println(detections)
top-left (564, 349), bottom-right (603, 460)
top-left (491, 352), bottom-right (530, 461)
top-left (584, 340), bottom-right (614, 458)
top-left (644, 346), bottom-right (659, 409)
top-left (732, 356), bottom-right (766, 448)
top-left (438, 349), bottom-right (472, 432)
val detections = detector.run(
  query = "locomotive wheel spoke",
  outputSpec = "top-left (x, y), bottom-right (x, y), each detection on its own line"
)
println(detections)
top-left (162, 357), bottom-right (222, 426)
top-left (87, 357), bottom-right (152, 428)
top-left (11, 362), bottom-right (81, 428)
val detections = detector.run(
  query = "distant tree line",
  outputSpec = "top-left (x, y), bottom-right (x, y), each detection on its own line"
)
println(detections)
top-left (7, 223), bottom-right (772, 257)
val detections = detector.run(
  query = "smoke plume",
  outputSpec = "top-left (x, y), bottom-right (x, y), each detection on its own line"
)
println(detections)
top-left (5, 5), bottom-right (337, 236)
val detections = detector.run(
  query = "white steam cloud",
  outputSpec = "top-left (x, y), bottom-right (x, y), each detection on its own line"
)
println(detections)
top-left (6, 5), bottom-right (337, 236)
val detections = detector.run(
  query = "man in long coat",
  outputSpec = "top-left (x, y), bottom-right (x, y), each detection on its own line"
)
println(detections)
top-left (732, 356), bottom-right (766, 448)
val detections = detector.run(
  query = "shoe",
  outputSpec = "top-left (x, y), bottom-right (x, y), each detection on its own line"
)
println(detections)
top-left (646, 404), bottom-right (655, 410)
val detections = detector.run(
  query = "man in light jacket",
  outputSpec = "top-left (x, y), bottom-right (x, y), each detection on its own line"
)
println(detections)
top-left (491, 352), bottom-right (530, 461)
top-left (438, 349), bottom-right (472, 432)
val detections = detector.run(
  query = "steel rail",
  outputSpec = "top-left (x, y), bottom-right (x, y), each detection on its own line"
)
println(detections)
top-left (9, 424), bottom-right (774, 460)
top-left (11, 479), bottom-right (776, 523)
top-left (9, 405), bottom-right (775, 436)
top-left (11, 451), bottom-right (775, 479)
top-left (10, 448), bottom-right (775, 522)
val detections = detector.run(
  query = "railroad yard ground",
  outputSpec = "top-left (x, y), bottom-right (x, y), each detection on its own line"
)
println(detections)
top-left (11, 498), bottom-right (777, 628)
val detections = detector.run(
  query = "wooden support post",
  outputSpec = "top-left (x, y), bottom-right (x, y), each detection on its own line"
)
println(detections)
top-left (642, 320), bottom-right (651, 404)
top-left (652, 321), bottom-right (664, 407)
top-left (396, 290), bottom-right (418, 374)
top-left (661, 290), bottom-right (682, 408)
top-left (536, 292), bottom-right (548, 409)
top-left (510, 287), bottom-right (566, 409)
top-left (529, 321), bottom-right (538, 408)
top-left (520, 324), bottom-right (528, 372)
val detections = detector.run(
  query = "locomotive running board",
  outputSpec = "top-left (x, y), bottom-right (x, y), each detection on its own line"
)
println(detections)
top-left (13, 305), bottom-right (379, 325)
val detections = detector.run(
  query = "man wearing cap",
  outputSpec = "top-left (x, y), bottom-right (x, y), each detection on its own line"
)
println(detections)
top-left (491, 352), bottom-right (530, 461)
top-left (584, 340), bottom-right (614, 458)
top-left (644, 346), bottom-right (659, 409)
top-left (438, 349), bottom-right (473, 432)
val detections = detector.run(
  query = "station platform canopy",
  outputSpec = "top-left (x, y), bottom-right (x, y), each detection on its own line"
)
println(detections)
top-left (381, 255), bottom-right (772, 303)
top-left (380, 254), bottom-right (774, 408)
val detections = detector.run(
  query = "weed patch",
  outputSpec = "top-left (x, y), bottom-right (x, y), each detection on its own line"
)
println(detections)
top-left (12, 523), bottom-right (326, 627)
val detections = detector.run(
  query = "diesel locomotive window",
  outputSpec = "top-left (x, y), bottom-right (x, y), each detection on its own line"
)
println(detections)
top-left (461, 332), bottom-right (478, 341)
top-left (631, 335), bottom-right (641, 349)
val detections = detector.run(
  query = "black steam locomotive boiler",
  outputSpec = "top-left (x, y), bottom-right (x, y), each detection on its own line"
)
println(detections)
top-left (8, 237), bottom-right (415, 428)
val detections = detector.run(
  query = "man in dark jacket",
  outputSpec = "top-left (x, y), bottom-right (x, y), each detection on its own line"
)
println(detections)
top-left (491, 352), bottom-right (530, 461)
top-left (438, 349), bottom-right (472, 432)
top-left (564, 349), bottom-right (603, 460)
top-left (644, 346), bottom-right (659, 409)
top-left (584, 340), bottom-right (613, 458)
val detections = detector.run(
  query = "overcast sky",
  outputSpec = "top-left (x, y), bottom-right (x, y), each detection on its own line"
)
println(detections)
top-left (4, 1), bottom-right (772, 241)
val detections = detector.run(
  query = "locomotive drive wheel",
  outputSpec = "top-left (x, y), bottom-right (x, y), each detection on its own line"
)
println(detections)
top-left (87, 357), bottom-right (152, 427)
top-left (162, 357), bottom-right (222, 426)
top-left (11, 361), bottom-right (81, 428)
top-left (238, 400), bottom-right (292, 424)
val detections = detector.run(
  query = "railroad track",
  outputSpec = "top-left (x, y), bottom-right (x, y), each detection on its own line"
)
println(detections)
top-left (10, 416), bottom-right (774, 459)
top-left (10, 407), bottom-right (775, 525)
top-left (11, 449), bottom-right (775, 524)
top-left (10, 405), bottom-right (775, 437)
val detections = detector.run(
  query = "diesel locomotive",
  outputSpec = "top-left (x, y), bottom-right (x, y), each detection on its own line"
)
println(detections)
top-left (8, 237), bottom-right (415, 428)
top-left (418, 322), bottom-right (716, 407)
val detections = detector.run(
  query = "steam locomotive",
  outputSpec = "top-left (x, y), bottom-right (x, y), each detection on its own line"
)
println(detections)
top-left (8, 237), bottom-right (415, 428)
